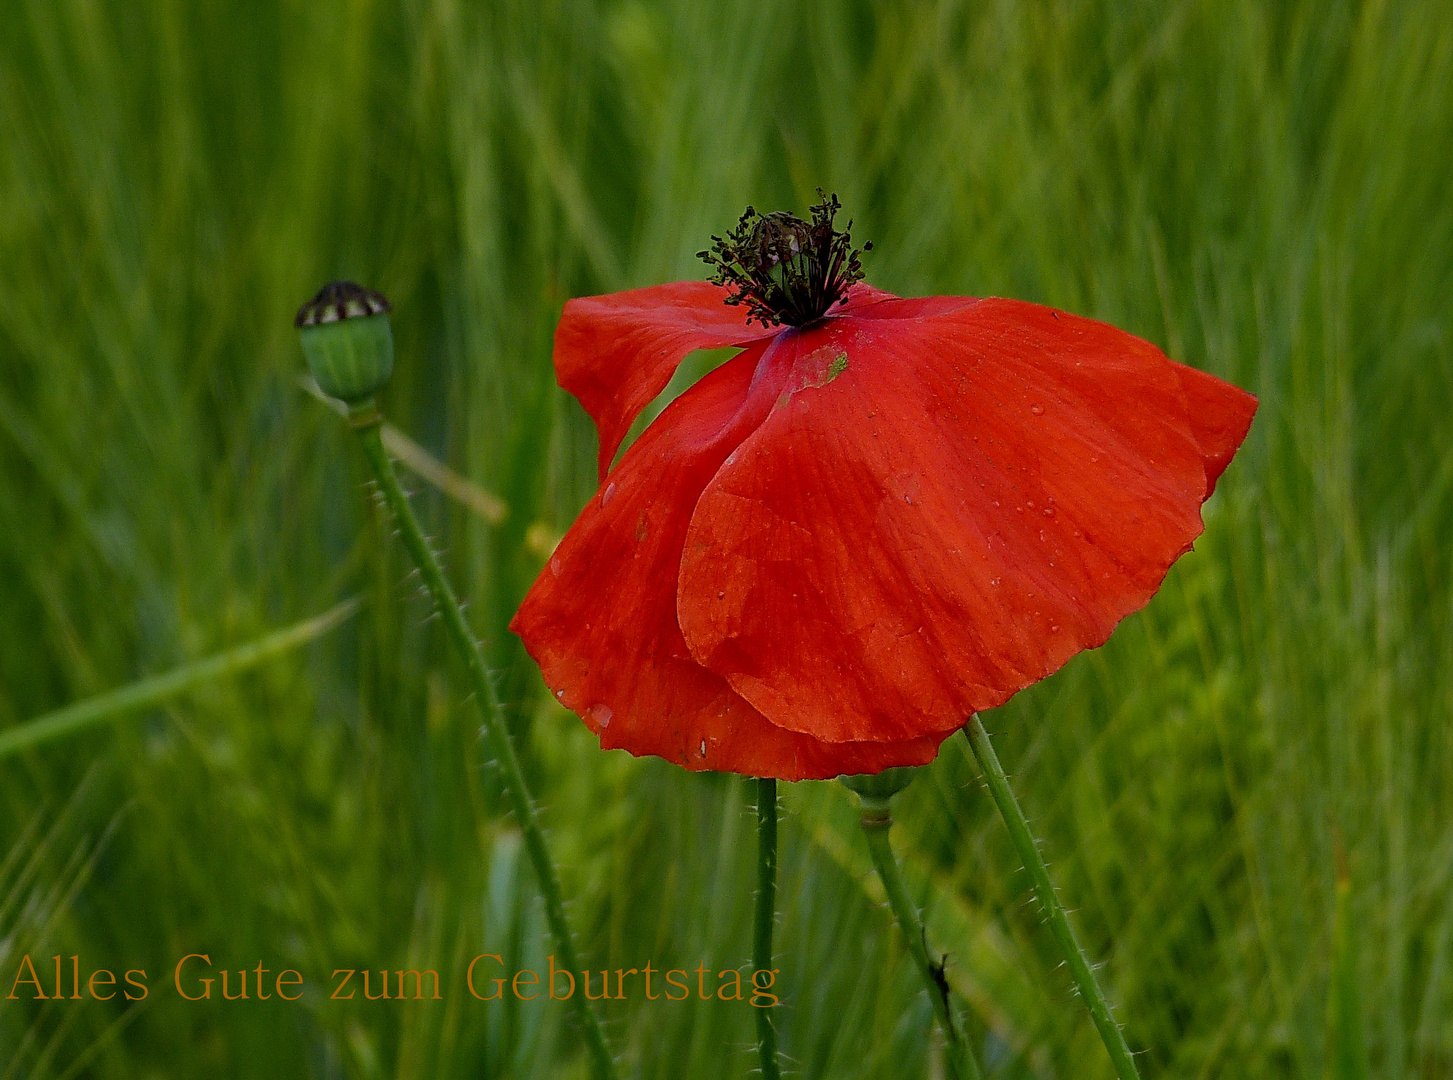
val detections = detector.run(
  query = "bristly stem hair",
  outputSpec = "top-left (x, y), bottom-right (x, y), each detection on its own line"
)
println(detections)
top-left (963, 715), bottom-right (1142, 1080)
top-left (350, 406), bottom-right (619, 1080)
top-left (699, 190), bottom-right (872, 328)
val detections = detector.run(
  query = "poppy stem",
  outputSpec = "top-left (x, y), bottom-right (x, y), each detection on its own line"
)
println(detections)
top-left (753, 776), bottom-right (782, 1080)
top-left (859, 801), bottom-right (982, 1080)
top-left (351, 408), bottom-right (618, 1080)
top-left (963, 715), bottom-right (1141, 1080)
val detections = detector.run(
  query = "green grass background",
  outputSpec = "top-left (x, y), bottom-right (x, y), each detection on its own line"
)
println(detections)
top-left (2, 0), bottom-right (1451, 1076)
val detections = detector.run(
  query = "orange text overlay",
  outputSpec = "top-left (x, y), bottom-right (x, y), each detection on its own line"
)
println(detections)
top-left (6, 954), bottom-right (780, 1007)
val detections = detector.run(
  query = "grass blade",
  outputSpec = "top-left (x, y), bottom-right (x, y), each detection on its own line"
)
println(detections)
top-left (0, 597), bottom-right (362, 760)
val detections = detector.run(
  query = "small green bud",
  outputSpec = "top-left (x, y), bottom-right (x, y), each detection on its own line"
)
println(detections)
top-left (839, 766), bottom-right (918, 805)
top-left (296, 281), bottom-right (394, 402)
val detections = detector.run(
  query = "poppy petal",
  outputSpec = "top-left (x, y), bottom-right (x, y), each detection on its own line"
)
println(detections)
top-left (554, 281), bottom-right (771, 481)
top-left (1169, 360), bottom-right (1258, 496)
top-left (838, 294), bottom-right (981, 321)
top-left (556, 281), bottom-right (906, 480)
top-left (512, 337), bottom-right (944, 780)
top-left (677, 299), bottom-right (1256, 744)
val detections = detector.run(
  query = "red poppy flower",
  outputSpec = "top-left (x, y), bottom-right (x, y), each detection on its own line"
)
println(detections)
top-left (511, 196), bottom-right (1256, 781)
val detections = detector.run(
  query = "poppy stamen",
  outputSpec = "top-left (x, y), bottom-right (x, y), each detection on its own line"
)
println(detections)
top-left (698, 190), bottom-right (872, 328)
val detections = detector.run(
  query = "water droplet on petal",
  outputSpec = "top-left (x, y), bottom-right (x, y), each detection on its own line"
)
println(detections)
top-left (550, 557), bottom-right (562, 577)
top-left (555, 689), bottom-right (566, 699)
top-left (589, 704), bottom-right (613, 728)
top-left (699, 740), bottom-right (708, 758)
top-left (1030, 403), bottom-right (1045, 415)
top-left (1043, 507), bottom-right (1055, 517)
top-left (601, 482), bottom-right (617, 507)
top-left (990, 577), bottom-right (1001, 586)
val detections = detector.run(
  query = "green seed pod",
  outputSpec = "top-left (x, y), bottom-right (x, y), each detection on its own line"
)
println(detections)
top-left (839, 766), bottom-right (918, 805)
top-left (296, 281), bottom-right (394, 403)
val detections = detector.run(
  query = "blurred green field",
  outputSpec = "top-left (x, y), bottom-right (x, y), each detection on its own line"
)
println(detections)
top-left (2, 0), bottom-right (1451, 1076)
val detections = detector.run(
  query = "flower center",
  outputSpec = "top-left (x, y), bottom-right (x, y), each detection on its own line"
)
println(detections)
top-left (698, 191), bottom-right (872, 328)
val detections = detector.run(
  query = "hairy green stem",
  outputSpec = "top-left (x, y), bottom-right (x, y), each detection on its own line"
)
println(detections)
top-left (860, 804), bottom-right (981, 1080)
top-left (754, 777), bottom-right (781, 1080)
top-left (353, 411), bottom-right (617, 1080)
top-left (963, 715), bottom-right (1140, 1080)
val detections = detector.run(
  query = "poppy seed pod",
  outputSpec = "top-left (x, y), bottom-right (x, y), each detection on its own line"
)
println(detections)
top-left (840, 767), bottom-right (919, 804)
top-left (296, 281), bottom-right (394, 403)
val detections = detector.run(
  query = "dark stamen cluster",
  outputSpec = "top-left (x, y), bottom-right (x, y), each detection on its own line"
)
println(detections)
top-left (698, 191), bottom-right (872, 328)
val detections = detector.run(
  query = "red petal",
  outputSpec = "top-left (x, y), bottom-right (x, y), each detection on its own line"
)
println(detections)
top-left (555, 281), bottom-right (771, 481)
top-left (556, 281), bottom-right (903, 481)
top-left (1169, 361), bottom-right (1258, 496)
top-left (677, 299), bottom-right (1255, 744)
top-left (842, 294), bottom-right (981, 321)
top-left (512, 337), bottom-right (945, 780)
